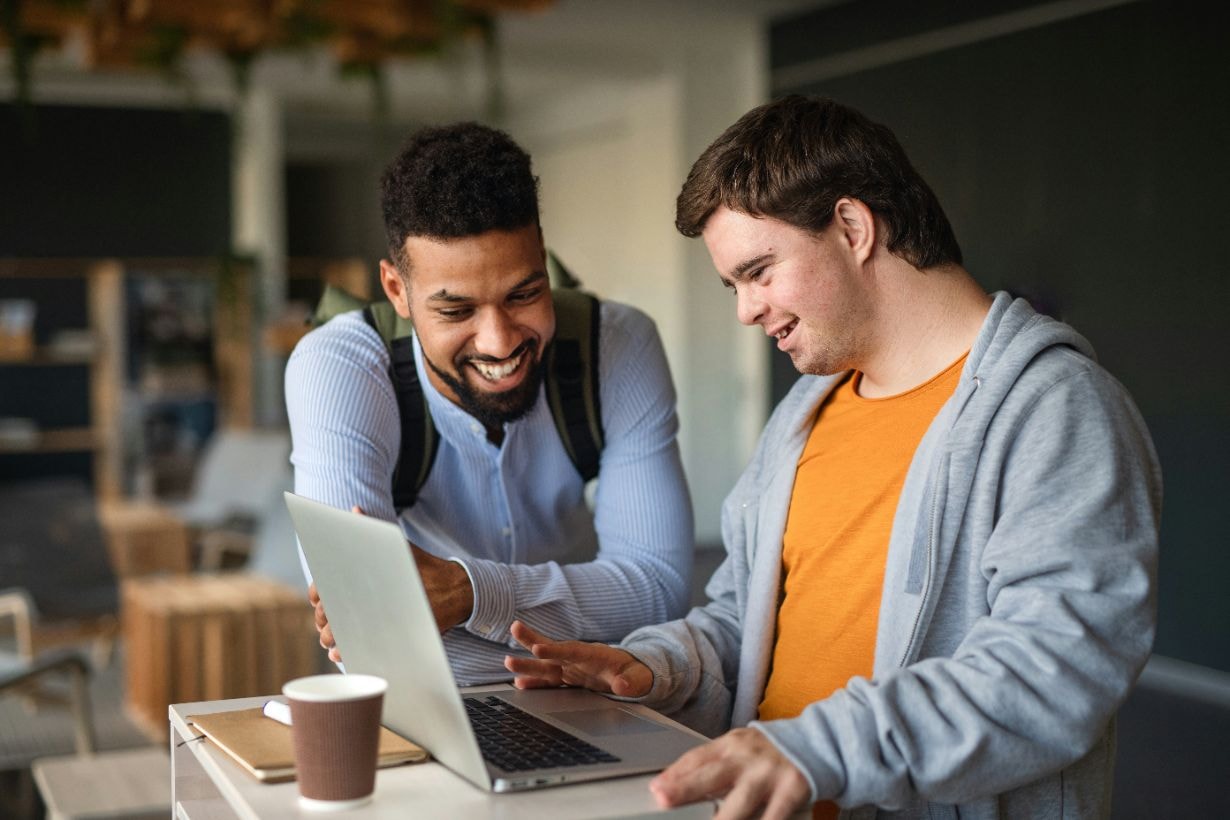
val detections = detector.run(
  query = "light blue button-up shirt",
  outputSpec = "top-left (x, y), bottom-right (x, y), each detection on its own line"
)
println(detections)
top-left (286, 299), bottom-right (693, 684)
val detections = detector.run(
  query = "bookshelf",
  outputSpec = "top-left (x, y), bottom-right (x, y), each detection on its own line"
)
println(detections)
top-left (0, 258), bottom-right (252, 500)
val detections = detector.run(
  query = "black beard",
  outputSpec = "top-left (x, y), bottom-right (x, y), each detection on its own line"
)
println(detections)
top-left (424, 341), bottom-right (544, 432)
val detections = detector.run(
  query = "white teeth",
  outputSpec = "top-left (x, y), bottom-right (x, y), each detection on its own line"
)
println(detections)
top-left (472, 353), bottom-right (522, 381)
top-left (775, 320), bottom-right (797, 340)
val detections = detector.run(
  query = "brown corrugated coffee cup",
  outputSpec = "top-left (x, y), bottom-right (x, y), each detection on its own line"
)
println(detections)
top-left (283, 673), bottom-right (388, 811)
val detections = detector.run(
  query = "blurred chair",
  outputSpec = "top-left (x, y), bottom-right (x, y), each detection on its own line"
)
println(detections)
top-left (0, 477), bottom-right (115, 779)
top-left (242, 467), bottom-right (305, 588)
top-left (0, 599), bottom-right (95, 770)
top-left (0, 479), bottom-right (119, 669)
top-left (170, 428), bottom-right (291, 531)
top-left (0, 638), bottom-right (95, 820)
top-left (172, 428), bottom-right (291, 572)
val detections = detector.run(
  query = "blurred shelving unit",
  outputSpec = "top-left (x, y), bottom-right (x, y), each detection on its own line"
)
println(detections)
top-left (0, 258), bottom-right (253, 502)
top-left (0, 259), bottom-right (125, 500)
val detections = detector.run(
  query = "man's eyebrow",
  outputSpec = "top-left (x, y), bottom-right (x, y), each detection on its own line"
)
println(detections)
top-left (425, 289), bottom-right (469, 304)
top-left (721, 253), bottom-right (774, 286)
top-left (510, 270), bottom-right (548, 290)
top-left (425, 270), bottom-right (548, 303)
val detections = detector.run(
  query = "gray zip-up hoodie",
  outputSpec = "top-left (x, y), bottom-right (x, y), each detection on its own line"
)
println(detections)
top-left (619, 292), bottom-right (1161, 818)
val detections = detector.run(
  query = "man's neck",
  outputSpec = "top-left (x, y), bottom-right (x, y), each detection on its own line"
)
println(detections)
top-left (856, 261), bottom-right (992, 399)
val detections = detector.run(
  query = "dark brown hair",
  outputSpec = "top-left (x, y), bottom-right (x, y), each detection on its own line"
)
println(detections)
top-left (675, 95), bottom-right (962, 268)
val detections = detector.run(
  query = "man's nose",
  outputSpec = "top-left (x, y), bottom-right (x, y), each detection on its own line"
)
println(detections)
top-left (734, 286), bottom-right (766, 327)
top-left (473, 309), bottom-right (521, 359)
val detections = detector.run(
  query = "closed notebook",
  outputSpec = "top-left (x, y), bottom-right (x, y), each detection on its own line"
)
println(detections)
top-left (188, 707), bottom-right (428, 782)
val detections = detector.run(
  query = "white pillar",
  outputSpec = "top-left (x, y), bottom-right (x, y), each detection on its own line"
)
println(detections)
top-left (674, 21), bottom-right (770, 545)
top-left (231, 86), bottom-right (287, 427)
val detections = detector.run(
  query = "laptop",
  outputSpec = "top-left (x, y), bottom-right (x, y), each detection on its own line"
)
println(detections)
top-left (284, 492), bottom-right (704, 793)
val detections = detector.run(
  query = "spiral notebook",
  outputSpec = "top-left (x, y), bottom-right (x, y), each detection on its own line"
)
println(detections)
top-left (188, 706), bottom-right (428, 782)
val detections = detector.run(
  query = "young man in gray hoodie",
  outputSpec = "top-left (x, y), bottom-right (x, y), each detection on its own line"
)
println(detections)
top-left (503, 95), bottom-right (1162, 819)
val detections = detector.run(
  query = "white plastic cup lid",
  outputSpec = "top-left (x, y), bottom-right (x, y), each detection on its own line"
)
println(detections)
top-left (282, 674), bottom-right (387, 703)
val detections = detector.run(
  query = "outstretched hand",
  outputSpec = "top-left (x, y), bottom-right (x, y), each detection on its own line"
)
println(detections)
top-left (503, 620), bottom-right (653, 698)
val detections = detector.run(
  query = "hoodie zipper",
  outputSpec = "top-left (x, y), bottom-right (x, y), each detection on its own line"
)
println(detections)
top-left (897, 375), bottom-right (981, 668)
top-left (899, 474), bottom-right (941, 668)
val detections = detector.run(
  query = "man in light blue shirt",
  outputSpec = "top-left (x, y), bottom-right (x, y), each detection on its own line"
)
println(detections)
top-left (285, 122), bottom-right (693, 684)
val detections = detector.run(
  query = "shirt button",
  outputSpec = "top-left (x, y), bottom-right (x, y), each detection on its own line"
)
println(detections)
top-left (470, 422), bottom-right (483, 435)
top-left (501, 527), bottom-right (511, 537)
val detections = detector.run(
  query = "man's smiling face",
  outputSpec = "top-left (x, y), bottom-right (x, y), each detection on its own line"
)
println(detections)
top-left (702, 205), bottom-right (873, 378)
top-left (380, 223), bottom-right (555, 432)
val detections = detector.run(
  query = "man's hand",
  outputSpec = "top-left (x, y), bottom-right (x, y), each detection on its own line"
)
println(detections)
top-left (307, 504), bottom-right (475, 661)
top-left (307, 580), bottom-right (341, 663)
top-left (410, 543), bottom-right (474, 633)
top-left (347, 504), bottom-right (472, 632)
top-left (649, 728), bottom-right (811, 820)
top-left (503, 620), bottom-right (653, 697)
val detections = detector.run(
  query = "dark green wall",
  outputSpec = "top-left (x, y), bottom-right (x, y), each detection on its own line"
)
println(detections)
top-left (0, 104), bottom-right (232, 257)
top-left (770, 0), bottom-right (1229, 671)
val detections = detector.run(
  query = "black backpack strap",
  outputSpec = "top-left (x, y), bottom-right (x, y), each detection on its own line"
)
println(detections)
top-left (361, 305), bottom-right (438, 509)
top-left (545, 289), bottom-right (604, 481)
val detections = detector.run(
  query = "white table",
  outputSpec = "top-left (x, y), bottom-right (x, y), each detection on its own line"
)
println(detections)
top-left (170, 690), bottom-right (717, 819)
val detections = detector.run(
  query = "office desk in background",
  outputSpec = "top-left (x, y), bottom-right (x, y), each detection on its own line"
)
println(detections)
top-left (170, 692), bottom-right (718, 819)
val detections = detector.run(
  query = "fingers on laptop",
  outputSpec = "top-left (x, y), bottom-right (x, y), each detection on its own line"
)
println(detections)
top-left (505, 621), bottom-right (652, 697)
top-left (311, 596), bottom-right (342, 661)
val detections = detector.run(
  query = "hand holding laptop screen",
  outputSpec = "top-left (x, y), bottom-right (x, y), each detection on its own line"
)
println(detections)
top-left (504, 620), bottom-right (652, 698)
top-left (308, 504), bottom-right (477, 664)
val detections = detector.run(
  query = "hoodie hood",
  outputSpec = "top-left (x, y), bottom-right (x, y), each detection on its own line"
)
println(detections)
top-left (961, 292), bottom-right (1097, 422)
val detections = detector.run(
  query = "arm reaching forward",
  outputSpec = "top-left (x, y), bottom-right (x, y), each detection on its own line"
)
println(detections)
top-left (503, 620), bottom-right (652, 697)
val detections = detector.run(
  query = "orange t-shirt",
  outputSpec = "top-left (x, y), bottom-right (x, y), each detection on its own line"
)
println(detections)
top-left (759, 354), bottom-right (966, 820)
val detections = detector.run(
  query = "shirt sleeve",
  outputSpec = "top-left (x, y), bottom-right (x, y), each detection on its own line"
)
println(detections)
top-left (285, 315), bottom-right (403, 588)
top-left (455, 302), bottom-right (695, 645)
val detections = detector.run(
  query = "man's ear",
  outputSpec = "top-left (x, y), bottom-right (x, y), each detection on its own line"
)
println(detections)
top-left (833, 198), bottom-right (877, 265)
top-left (379, 259), bottom-right (412, 319)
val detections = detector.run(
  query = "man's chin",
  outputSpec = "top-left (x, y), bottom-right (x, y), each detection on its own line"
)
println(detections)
top-left (455, 368), bottom-right (542, 428)
top-left (426, 348), bottom-right (543, 429)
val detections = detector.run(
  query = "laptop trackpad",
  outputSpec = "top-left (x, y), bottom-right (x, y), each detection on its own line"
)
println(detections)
top-left (549, 708), bottom-right (670, 737)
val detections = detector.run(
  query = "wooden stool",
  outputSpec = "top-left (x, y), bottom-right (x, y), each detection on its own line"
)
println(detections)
top-left (97, 501), bottom-right (191, 578)
top-left (122, 574), bottom-right (317, 738)
top-left (32, 747), bottom-right (170, 820)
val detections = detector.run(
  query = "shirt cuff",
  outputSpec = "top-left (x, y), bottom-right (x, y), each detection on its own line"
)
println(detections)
top-left (450, 556), bottom-right (516, 643)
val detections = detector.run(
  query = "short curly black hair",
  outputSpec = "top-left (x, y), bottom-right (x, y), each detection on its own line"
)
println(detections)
top-left (380, 122), bottom-right (540, 267)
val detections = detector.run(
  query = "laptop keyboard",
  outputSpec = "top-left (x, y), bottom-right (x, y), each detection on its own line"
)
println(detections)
top-left (464, 695), bottom-right (622, 773)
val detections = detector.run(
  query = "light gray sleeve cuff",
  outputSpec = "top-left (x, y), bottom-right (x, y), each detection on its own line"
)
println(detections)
top-left (749, 719), bottom-right (829, 803)
top-left (450, 556), bottom-right (516, 643)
